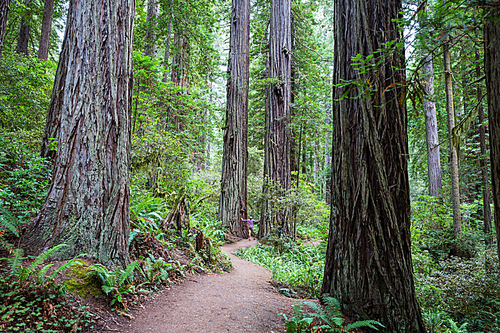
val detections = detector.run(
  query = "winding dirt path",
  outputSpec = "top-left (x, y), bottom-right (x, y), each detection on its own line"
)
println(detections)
top-left (115, 240), bottom-right (299, 332)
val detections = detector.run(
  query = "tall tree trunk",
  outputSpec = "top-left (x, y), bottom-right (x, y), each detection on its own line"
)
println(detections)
top-left (321, 0), bottom-right (425, 331)
top-left (171, 33), bottom-right (189, 93)
top-left (37, 0), bottom-right (54, 59)
top-left (443, 37), bottom-right (462, 238)
top-left (144, 0), bottom-right (158, 58)
top-left (162, 0), bottom-right (173, 83)
top-left (0, 0), bottom-right (11, 59)
top-left (476, 31), bottom-right (492, 246)
top-left (485, 8), bottom-right (500, 261)
top-left (218, 0), bottom-right (250, 238)
top-left (258, 0), bottom-right (292, 239)
top-left (423, 55), bottom-right (442, 196)
top-left (24, 0), bottom-right (134, 268)
top-left (16, 0), bottom-right (31, 56)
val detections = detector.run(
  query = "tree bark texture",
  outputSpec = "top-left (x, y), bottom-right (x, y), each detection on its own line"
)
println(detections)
top-left (16, 0), bottom-right (31, 55)
top-left (218, 0), bottom-right (250, 238)
top-left (144, 0), bottom-right (158, 58)
top-left (0, 0), bottom-right (11, 59)
top-left (443, 39), bottom-right (462, 238)
top-left (485, 9), bottom-right (500, 259)
top-left (24, 0), bottom-right (134, 268)
top-left (422, 55), bottom-right (442, 196)
top-left (37, 0), bottom-right (54, 59)
top-left (258, 0), bottom-right (292, 239)
top-left (476, 34), bottom-right (492, 246)
top-left (162, 1), bottom-right (173, 83)
top-left (321, 0), bottom-right (425, 331)
top-left (171, 33), bottom-right (189, 93)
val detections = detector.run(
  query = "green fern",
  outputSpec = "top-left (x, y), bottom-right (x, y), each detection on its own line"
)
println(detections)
top-left (0, 205), bottom-right (19, 236)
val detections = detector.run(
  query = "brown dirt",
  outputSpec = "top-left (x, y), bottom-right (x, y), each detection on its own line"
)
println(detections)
top-left (109, 239), bottom-right (302, 333)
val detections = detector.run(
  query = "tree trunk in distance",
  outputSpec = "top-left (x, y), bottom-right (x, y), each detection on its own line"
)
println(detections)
top-left (16, 0), bottom-right (31, 55)
top-left (476, 32), bottom-right (492, 246)
top-left (321, 0), bottom-right (425, 331)
top-left (485, 9), bottom-right (500, 260)
top-left (422, 55), bottom-right (442, 196)
top-left (258, 0), bottom-right (292, 239)
top-left (37, 0), bottom-right (54, 59)
top-left (443, 37), bottom-right (462, 238)
top-left (162, 2), bottom-right (173, 83)
top-left (218, 0), bottom-right (250, 238)
top-left (171, 33), bottom-right (189, 93)
top-left (144, 0), bottom-right (158, 58)
top-left (0, 0), bottom-right (11, 59)
top-left (24, 0), bottom-right (134, 268)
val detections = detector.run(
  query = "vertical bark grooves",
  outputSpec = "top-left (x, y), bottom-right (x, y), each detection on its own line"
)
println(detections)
top-left (171, 33), bottom-right (189, 93)
top-left (258, 0), bottom-right (292, 238)
top-left (321, 0), bottom-right (424, 331)
top-left (443, 39), bottom-right (462, 237)
top-left (485, 9), bottom-right (500, 259)
top-left (0, 0), bottom-right (11, 58)
top-left (144, 0), bottom-right (158, 58)
top-left (422, 55), bottom-right (442, 196)
top-left (25, 0), bottom-right (134, 268)
top-left (162, 0), bottom-right (173, 83)
top-left (218, 0), bottom-right (250, 238)
top-left (38, 0), bottom-right (54, 59)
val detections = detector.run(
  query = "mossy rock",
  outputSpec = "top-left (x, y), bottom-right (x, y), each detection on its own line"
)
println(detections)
top-left (63, 259), bottom-right (103, 297)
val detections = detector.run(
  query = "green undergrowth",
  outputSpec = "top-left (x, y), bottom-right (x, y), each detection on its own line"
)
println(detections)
top-left (237, 239), bottom-right (326, 298)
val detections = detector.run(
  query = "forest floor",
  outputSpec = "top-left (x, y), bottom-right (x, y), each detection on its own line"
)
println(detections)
top-left (106, 239), bottom-right (305, 333)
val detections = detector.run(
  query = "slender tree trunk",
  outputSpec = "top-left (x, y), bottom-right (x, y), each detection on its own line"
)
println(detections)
top-left (218, 0), bottom-right (250, 238)
top-left (162, 0), bottom-right (173, 83)
top-left (423, 55), bottom-right (442, 196)
top-left (16, 0), bottom-right (31, 56)
top-left (313, 141), bottom-right (319, 183)
top-left (37, 0), bottom-right (54, 59)
top-left (321, 0), bottom-right (425, 331)
top-left (24, 0), bottom-right (134, 268)
top-left (0, 0), bottom-right (11, 59)
top-left (476, 31), bottom-right (492, 246)
top-left (144, 0), bottom-right (158, 58)
top-left (258, 0), bottom-right (292, 239)
top-left (485, 9), bottom-right (500, 261)
top-left (443, 37), bottom-right (462, 238)
top-left (171, 33), bottom-right (189, 93)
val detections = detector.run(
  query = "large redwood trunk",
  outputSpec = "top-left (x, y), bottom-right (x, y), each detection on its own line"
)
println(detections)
top-left (485, 7), bottom-right (500, 261)
top-left (258, 0), bottom-right (292, 238)
top-left (144, 0), bottom-right (158, 58)
top-left (0, 0), bottom-right (11, 58)
top-left (321, 0), bottom-right (425, 331)
top-left (218, 0), bottom-right (250, 238)
top-left (24, 0), bottom-right (134, 268)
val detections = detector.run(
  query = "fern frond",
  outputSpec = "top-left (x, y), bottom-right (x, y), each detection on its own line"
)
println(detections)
top-left (48, 258), bottom-right (83, 280)
top-left (8, 248), bottom-right (24, 275)
top-left (37, 264), bottom-right (54, 284)
top-left (25, 244), bottom-right (68, 279)
top-left (345, 320), bottom-right (384, 331)
top-left (0, 205), bottom-right (19, 236)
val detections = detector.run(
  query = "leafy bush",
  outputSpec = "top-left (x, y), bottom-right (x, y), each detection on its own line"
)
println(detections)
top-left (415, 249), bottom-right (500, 331)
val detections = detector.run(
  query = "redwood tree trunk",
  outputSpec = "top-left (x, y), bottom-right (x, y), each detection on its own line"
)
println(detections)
top-left (171, 33), bottom-right (189, 93)
top-left (0, 0), bottom-right (11, 59)
top-left (485, 8), bottom-right (500, 261)
top-left (258, 0), bottom-right (292, 238)
top-left (422, 55), bottom-right (442, 196)
top-left (443, 38), bottom-right (462, 238)
top-left (37, 0), bottom-right (54, 59)
top-left (321, 0), bottom-right (425, 331)
top-left (144, 0), bottom-right (158, 58)
top-left (218, 0), bottom-right (250, 238)
top-left (476, 31), bottom-right (492, 246)
top-left (24, 0), bottom-right (134, 268)
top-left (16, 0), bottom-right (31, 56)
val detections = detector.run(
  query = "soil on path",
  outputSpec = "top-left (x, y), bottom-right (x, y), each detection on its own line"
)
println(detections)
top-left (114, 239), bottom-right (300, 333)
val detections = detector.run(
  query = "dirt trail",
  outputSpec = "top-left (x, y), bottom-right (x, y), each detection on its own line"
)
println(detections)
top-left (115, 240), bottom-right (299, 333)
